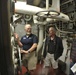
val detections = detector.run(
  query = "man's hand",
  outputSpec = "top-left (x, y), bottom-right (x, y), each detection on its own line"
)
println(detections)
top-left (20, 50), bottom-right (29, 54)
top-left (14, 33), bottom-right (19, 40)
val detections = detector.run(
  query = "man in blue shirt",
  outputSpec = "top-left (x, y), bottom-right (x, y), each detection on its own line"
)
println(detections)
top-left (15, 24), bottom-right (38, 75)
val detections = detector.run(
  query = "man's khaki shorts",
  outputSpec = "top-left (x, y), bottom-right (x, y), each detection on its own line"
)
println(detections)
top-left (22, 51), bottom-right (37, 70)
top-left (43, 53), bottom-right (58, 69)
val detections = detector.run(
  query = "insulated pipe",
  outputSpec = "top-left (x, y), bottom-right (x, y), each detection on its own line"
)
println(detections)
top-left (48, 0), bottom-right (69, 21)
top-left (36, 11), bottom-right (70, 22)
top-left (15, 1), bottom-right (44, 15)
top-left (46, 0), bottom-right (49, 9)
top-left (50, 12), bottom-right (70, 22)
top-left (37, 25), bottom-right (44, 54)
top-left (51, 0), bottom-right (60, 11)
top-left (15, 1), bottom-right (70, 21)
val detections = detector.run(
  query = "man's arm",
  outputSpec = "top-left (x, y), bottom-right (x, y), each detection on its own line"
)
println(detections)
top-left (14, 33), bottom-right (23, 47)
top-left (17, 39), bottom-right (23, 47)
top-left (28, 43), bottom-right (38, 52)
top-left (21, 43), bottom-right (37, 54)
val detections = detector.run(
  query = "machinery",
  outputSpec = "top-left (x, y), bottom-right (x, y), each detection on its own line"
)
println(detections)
top-left (0, 0), bottom-right (76, 75)
top-left (10, 0), bottom-right (76, 75)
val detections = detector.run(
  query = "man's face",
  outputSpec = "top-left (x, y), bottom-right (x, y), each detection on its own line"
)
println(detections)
top-left (49, 27), bottom-right (55, 37)
top-left (25, 25), bottom-right (31, 35)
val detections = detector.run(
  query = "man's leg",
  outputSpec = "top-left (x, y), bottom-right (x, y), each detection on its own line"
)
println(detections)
top-left (51, 55), bottom-right (58, 75)
top-left (22, 54), bottom-right (31, 75)
top-left (43, 53), bottom-right (51, 75)
top-left (28, 51), bottom-right (37, 75)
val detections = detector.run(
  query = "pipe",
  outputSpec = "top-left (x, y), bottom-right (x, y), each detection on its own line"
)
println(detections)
top-left (36, 11), bottom-right (69, 22)
top-left (61, 0), bottom-right (73, 6)
top-left (15, 1), bottom-right (44, 15)
top-left (37, 25), bottom-right (44, 54)
top-left (15, 1), bottom-right (70, 21)
top-left (10, 24), bottom-right (14, 36)
top-left (48, 0), bottom-right (69, 21)
top-left (50, 0), bottom-right (60, 12)
top-left (11, 37), bottom-right (14, 46)
top-left (55, 24), bottom-right (73, 34)
top-left (46, 0), bottom-right (49, 9)
top-left (50, 12), bottom-right (70, 22)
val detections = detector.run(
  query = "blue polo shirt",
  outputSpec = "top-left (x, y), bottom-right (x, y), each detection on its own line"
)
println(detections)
top-left (20, 34), bottom-right (38, 50)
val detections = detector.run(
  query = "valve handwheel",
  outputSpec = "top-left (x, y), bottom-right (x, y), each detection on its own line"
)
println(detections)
top-left (36, 10), bottom-right (60, 18)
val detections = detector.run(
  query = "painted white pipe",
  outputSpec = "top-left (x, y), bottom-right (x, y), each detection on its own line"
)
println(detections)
top-left (55, 24), bottom-right (73, 34)
top-left (15, 1), bottom-right (70, 22)
top-left (15, 1), bottom-right (44, 15)
top-left (51, 0), bottom-right (60, 11)
top-left (37, 25), bottom-right (44, 53)
top-left (50, 12), bottom-right (70, 22)
top-left (10, 24), bottom-right (14, 36)
top-left (11, 37), bottom-right (14, 46)
top-left (48, 0), bottom-right (69, 21)
top-left (46, 0), bottom-right (49, 9)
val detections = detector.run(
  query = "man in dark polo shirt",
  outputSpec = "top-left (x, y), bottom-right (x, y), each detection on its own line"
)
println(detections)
top-left (15, 24), bottom-right (38, 75)
top-left (43, 26), bottom-right (63, 75)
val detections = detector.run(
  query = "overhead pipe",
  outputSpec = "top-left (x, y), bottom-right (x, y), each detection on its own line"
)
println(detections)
top-left (46, 0), bottom-right (49, 9)
top-left (36, 10), bottom-right (70, 22)
top-left (50, 0), bottom-right (60, 11)
top-left (15, 1), bottom-right (70, 22)
top-left (47, 0), bottom-right (69, 21)
top-left (50, 12), bottom-right (70, 22)
top-left (15, 1), bottom-right (44, 15)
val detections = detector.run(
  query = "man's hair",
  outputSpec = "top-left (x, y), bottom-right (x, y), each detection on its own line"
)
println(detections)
top-left (49, 26), bottom-right (56, 32)
top-left (24, 24), bottom-right (31, 29)
top-left (46, 25), bottom-right (56, 33)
